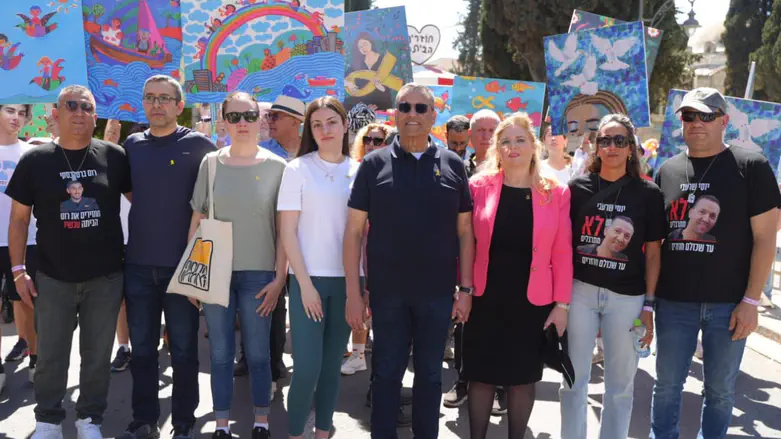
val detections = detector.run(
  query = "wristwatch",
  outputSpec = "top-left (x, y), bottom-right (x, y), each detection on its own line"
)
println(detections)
top-left (457, 286), bottom-right (474, 295)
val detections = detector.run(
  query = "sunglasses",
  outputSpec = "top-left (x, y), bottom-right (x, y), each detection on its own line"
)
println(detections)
top-left (362, 136), bottom-right (385, 146)
top-left (62, 101), bottom-right (95, 114)
top-left (266, 112), bottom-right (289, 122)
top-left (225, 111), bottom-right (260, 124)
top-left (681, 111), bottom-right (723, 123)
top-left (397, 102), bottom-right (429, 114)
top-left (143, 94), bottom-right (177, 105)
top-left (596, 134), bottom-right (633, 149)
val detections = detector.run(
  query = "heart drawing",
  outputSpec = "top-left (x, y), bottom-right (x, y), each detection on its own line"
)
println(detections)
top-left (408, 25), bottom-right (441, 65)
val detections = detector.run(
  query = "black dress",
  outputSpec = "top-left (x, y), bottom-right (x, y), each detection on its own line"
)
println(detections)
top-left (463, 185), bottom-right (553, 386)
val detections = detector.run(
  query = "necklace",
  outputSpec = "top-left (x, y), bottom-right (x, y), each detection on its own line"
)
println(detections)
top-left (312, 154), bottom-right (346, 182)
top-left (684, 153), bottom-right (719, 203)
top-left (59, 143), bottom-right (90, 175)
top-left (597, 175), bottom-right (623, 227)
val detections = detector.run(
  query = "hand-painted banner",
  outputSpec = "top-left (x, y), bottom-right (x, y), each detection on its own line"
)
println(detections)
top-left (569, 10), bottom-right (663, 77)
top-left (182, 0), bottom-right (345, 104)
top-left (20, 103), bottom-right (54, 139)
top-left (343, 7), bottom-right (412, 112)
top-left (657, 89), bottom-right (781, 179)
top-left (0, 1), bottom-right (88, 104)
top-left (83, 0), bottom-right (183, 122)
top-left (544, 21), bottom-right (651, 137)
top-left (451, 76), bottom-right (546, 133)
top-left (429, 85), bottom-right (452, 147)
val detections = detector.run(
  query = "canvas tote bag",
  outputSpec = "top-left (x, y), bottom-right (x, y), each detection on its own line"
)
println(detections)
top-left (167, 152), bottom-right (232, 307)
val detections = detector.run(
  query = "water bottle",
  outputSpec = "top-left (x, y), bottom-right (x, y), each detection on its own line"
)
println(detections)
top-left (632, 318), bottom-right (651, 358)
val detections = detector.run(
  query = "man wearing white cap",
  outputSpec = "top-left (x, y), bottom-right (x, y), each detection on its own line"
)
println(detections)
top-left (261, 95), bottom-right (305, 161)
top-left (651, 87), bottom-right (781, 438)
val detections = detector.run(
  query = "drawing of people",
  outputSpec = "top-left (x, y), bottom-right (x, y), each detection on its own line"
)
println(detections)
top-left (37, 56), bottom-right (52, 90)
top-left (345, 33), bottom-right (394, 111)
top-left (219, 4), bottom-right (236, 17)
top-left (30, 6), bottom-right (42, 26)
top-left (576, 215), bottom-right (634, 261)
top-left (562, 91), bottom-right (627, 151)
top-left (101, 18), bottom-right (124, 47)
top-left (0, 34), bottom-right (23, 71)
top-left (668, 195), bottom-right (720, 243)
top-left (205, 17), bottom-right (222, 34)
top-left (61, 180), bottom-right (100, 213)
top-left (137, 29), bottom-right (151, 53)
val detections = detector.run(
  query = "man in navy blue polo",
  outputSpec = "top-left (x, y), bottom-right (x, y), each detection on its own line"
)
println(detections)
top-left (119, 75), bottom-right (216, 439)
top-left (344, 83), bottom-right (475, 439)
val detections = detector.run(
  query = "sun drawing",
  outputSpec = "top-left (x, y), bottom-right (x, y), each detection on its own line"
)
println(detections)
top-left (48, 0), bottom-right (79, 13)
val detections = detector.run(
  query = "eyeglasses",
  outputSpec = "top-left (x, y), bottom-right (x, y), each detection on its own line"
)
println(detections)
top-left (362, 136), bottom-right (385, 146)
top-left (266, 112), bottom-right (289, 122)
top-left (397, 102), bottom-right (429, 114)
top-left (681, 111), bottom-right (723, 123)
top-left (143, 95), bottom-right (177, 105)
top-left (62, 101), bottom-right (95, 114)
top-left (224, 111), bottom-right (260, 124)
top-left (596, 134), bottom-right (633, 149)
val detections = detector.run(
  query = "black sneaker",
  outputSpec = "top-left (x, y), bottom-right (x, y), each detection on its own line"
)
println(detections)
top-left (491, 387), bottom-right (507, 416)
top-left (443, 380), bottom-right (468, 408)
top-left (112, 347), bottom-right (132, 372)
top-left (397, 407), bottom-right (412, 427)
top-left (172, 425), bottom-right (195, 439)
top-left (118, 421), bottom-right (160, 439)
top-left (233, 358), bottom-right (248, 377)
top-left (5, 338), bottom-right (29, 362)
top-left (212, 430), bottom-right (232, 439)
top-left (251, 426), bottom-right (270, 439)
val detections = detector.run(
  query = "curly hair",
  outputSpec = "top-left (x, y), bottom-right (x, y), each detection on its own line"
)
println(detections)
top-left (351, 123), bottom-right (392, 161)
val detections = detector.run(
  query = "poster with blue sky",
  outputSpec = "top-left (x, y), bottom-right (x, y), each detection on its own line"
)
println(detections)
top-left (544, 21), bottom-right (650, 136)
top-left (429, 84), bottom-right (451, 147)
top-left (451, 76), bottom-right (545, 134)
top-left (181, 0), bottom-right (345, 104)
top-left (0, 0), bottom-right (88, 104)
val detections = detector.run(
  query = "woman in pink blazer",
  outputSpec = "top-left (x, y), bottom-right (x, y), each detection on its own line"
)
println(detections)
top-left (465, 113), bottom-right (573, 439)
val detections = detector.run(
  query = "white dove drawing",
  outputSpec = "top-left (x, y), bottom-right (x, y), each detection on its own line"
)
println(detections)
top-left (591, 34), bottom-right (638, 71)
top-left (562, 54), bottom-right (598, 96)
top-left (670, 94), bottom-right (683, 139)
top-left (548, 33), bottom-right (582, 77)
top-left (726, 102), bottom-right (781, 153)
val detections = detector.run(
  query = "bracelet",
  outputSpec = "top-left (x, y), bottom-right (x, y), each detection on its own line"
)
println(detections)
top-left (11, 265), bottom-right (25, 272)
top-left (742, 296), bottom-right (760, 306)
top-left (642, 306), bottom-right (654, 313)
top-left (556, 302), bottom-right (569, 310)
top-left (644, 295), bottom-right (656, 303)
top-left (13, 272), bottom-right (26, 282)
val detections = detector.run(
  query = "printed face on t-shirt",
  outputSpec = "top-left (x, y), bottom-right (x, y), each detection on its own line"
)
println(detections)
top-left (600, 217), bottom-right (634, 256)
top-left (687, 197), bottom-right (720, 237)
top-left (67, 180), bottom-right (83, 202)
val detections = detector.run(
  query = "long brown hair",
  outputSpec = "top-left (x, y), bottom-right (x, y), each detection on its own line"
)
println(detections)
top-left (298, 96), bottom-right (350, 158)
top-left (587, 113), bottom-right (642, 179)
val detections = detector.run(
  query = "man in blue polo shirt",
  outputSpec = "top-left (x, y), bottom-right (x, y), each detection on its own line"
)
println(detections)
top-left (260, 95), bottom-right (304, 161)
top-left (344, 83), bottom-right (475, 439)
top-left (119, 75), bottom-right (216, 439)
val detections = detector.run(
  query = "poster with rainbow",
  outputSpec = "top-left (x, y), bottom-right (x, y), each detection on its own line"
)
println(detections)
top-left (181, 0), bottom-right (345, 104)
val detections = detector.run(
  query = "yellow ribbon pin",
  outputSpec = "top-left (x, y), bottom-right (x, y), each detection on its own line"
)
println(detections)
top-left (435, 169), bottom-right (441, 177)
top-left (345, 52), bottom-right (404, 97)
top-left (170, 159), bottom-right (175, 165)
top-left (255, 176), bottom-right (260, 181)
top-left (472, 95), bottom-right (496, 109)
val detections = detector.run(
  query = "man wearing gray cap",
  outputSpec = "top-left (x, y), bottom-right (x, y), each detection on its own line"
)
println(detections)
top-left (651, 88), bottom-right (781, 438)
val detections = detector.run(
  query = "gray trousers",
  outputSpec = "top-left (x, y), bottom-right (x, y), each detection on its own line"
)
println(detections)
top-left (34, 270), bottom-right (123, 425)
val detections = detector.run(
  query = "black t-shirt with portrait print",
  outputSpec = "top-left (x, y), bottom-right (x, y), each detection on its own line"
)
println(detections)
top-left (569, 173), bottom-right (666, 296)
top-left (5, 139), bottom-right (131, 283)
top-left (655, 146), bottom-right (781, 304)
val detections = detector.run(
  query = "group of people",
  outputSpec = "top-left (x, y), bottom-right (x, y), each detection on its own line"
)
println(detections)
top-left (0, 77), bottom-right (777, 439)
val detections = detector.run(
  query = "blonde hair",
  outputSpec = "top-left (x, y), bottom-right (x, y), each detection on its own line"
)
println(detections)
top-left (351, 123), bottom-right (392, 161)
top-left (474, 113), bottom-right (557, 197)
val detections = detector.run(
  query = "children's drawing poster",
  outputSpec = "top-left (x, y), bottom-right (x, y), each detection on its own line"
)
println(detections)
top-left (451, 76), bottom-right (546, 134)
top-left (544, 21), bottom-right (651, 137)
top-left (429, 85), bottom-right (452, 147)
top-left (182, 0), bottom-right (345, 104)
top-left (657, 89), bottom-right (781, 179)
top-left (20, 103), bottom-right (54, 138)
top-left (344, 7), bottom-right (412, 112)
top-left (83, 0), bottom-right (183, 122)
top-left (568, 10), bottom-right (663, 77)
top-left (0, 1), bottom-right (88, 104)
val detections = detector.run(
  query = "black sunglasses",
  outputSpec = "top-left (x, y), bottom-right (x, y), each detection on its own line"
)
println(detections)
top-left (596, 134), bottom-right (633, 149)
top-left (225, 111), bottom-right (260, 124)
top-left (362, 136), bottom-right (384, 146)
top-left (63, 101), bottom-right (95, 114)
top-left (397, 102), bottom-right (429, 114)
top-left (681, 111), bottom-right (723, 123)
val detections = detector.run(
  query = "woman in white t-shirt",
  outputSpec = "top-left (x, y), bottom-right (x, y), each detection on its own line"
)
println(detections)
top-left (277, 96), bottom-right (362, 439)
top-left (541, 124), bottom-right (573, 185)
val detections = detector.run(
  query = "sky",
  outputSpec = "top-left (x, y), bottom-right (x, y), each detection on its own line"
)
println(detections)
top-left (373, 0), bottom-right (731, 61)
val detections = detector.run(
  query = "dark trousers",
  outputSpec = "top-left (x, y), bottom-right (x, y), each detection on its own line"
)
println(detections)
top-left (270, 283), bottom-right (287, 381)
top-left (124, 264), bottom-right (200, 427)
top-left (453, 322), bottom-right (465, 383)
top-left (34, 271), bottom-right (123, 424)
top-left (369, 292), bottom-right (453, 439)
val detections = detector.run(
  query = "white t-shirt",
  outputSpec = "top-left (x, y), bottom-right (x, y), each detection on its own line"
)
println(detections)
top-left (541, 161), bottom-right (573, 185)
top-left (0, 141), bottom-right (36, 246)
top-left (277, 152), bottom-right (363, 277)
top-left (120, 196), bottom-right (131, 245)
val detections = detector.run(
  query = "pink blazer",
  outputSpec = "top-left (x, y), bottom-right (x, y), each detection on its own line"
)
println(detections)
top-left (470, 172), bottom-right (573, 305)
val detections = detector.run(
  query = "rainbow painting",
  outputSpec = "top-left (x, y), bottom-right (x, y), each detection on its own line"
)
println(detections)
top-left (181, 0), bottom-right (345, 104)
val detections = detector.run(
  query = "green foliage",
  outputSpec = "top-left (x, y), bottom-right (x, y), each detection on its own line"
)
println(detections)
top-left (724, 0), bottom-right (773, 97)
top-left (248, 58), bottom-right (263, 73)
top-left (82, 5), bottom-right (91, 19)
top-left (345, 0), bottom-right (373, 13)
top-left (92, 4), bottom-right (105, 21)
top-left (751, 0), bottom-right (781, 101)
top-left (452, 0), bottom-right (483, 76)
top-left (292, 43), bottom-right (309, 56)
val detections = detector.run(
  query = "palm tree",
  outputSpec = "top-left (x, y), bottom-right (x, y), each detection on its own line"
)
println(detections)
top-left (82, 5), bottom-right (91, 21)
top-left (164, 12), bottom-right (172, 28)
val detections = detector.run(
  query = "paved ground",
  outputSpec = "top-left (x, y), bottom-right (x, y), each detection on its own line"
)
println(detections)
top-left (2, 316), bottom-right (781, 439)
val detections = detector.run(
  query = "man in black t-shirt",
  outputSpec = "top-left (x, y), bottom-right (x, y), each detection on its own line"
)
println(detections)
top-left (652, 88), bottom-right (781, 438)
top-left (576, 215), bottom-right (634, 261)
top-left (6, 85), bottom-right (130, 438)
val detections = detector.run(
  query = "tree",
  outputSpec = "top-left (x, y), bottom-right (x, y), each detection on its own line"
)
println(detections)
top-left (452, 0), bottom-right (483, 76)
top-left (92, 4), bottom-right (105, 24)
top-left (345, 0), bottom-right (373, 13)
top-left (752, 0), bottom-right (781, 101)
top-left (82, 5), bottom-right (91, 21)
top-left (724, 0), bottom-right (773, 97)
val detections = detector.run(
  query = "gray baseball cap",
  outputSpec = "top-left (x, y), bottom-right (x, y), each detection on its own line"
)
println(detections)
top-left (675, 88), bottom-right (728, 114)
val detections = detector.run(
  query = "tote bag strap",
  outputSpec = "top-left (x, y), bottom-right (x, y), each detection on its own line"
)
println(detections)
top-left (207, 151), bottom-right (218, 220)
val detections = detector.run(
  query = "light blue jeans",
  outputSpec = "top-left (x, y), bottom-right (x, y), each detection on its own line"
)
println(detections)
top-left (559, 280), bottom-right (645, 439)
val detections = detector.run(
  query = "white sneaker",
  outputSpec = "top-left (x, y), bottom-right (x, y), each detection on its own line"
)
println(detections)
top-left (0, 370), bottom-right (5, 393)
top-left (29, 365), bottom-right (36, 384)
top-left (270, 380), bottom-right (278, 401)
top-left (31, 422), bottom-right (63, 439)
top-left (75, 417), bottom-right (103, 439)
top-left (341, 353), bottom-right (367, 375)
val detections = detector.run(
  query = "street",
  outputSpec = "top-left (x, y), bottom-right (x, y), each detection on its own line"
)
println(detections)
top-left (1, 318), bottom-right (780, 439)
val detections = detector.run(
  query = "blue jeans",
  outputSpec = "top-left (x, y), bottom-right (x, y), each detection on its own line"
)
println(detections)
top-left (202, 270), bottom-right (275, 419)
top-left (124, 264), bottom-right (200, 427)
top-left (559, 280), bottom-right (644, 439)
top-left (369, 292), bottom-right (453, 439)
top-left (651, 299), bottom-right (746, 439)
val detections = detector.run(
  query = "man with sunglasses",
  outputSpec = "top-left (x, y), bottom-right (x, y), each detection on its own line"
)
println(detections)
top-left (652, 88), bottom-right (781, 439)
top-left (345, 83), bottom-right (475, 439)
top-left (261, 95), bottom-right (305, 161)
top-left (119, 75), bottom-right (216, 439)
top-left (6, 85), bottom-right (131, 439)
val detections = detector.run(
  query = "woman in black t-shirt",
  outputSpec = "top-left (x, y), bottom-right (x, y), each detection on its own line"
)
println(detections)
top-left (559, 114), bottom-right (666, 439)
